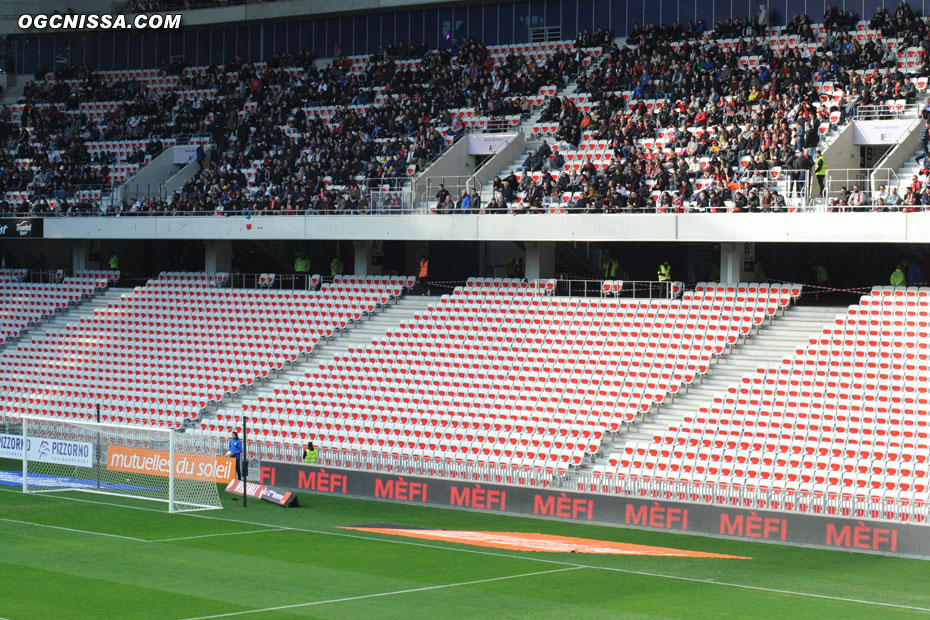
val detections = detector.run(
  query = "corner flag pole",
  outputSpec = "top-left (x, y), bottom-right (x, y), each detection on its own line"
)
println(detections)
top-left (242, 416), bottom-right (247, 508)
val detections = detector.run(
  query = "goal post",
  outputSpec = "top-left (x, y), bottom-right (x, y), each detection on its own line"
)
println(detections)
top-left (16, 415), bottom-right (225, 513)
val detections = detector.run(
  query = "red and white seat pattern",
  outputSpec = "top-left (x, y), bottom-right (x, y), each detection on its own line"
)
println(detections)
top-left (203, 280), bottom-right (798, 475)
top-left (603, 286), bottom-right (929, 521)
top-left (0, 274), bottom-right (109, 343)
top-left (0, 274), bottom-right (403, 429)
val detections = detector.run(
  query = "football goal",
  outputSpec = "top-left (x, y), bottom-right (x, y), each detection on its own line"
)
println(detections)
top-left (15, 415), bottom-right (225, 512)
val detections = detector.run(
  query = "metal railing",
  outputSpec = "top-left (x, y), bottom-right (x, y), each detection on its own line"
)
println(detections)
top-left (424, 176), bottom-right (481, 213)
top-left (555, 278), bottom-right (679, 298)
top-left (570, 470), bottom-right (929, 524)
top-left (822, 168), bottom-right (899, 211)
top-left (737, 168), bottom-right (812, 208)
top-left (242, 444), bottom-right (929, 525)
top-left (854, 103), bottom-right (921, 120)
top-left (4, 410), bottom-right (924, 524)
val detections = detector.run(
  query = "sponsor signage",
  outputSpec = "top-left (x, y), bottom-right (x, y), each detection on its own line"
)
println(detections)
top-left (0, 219), bottom-right (43, 238)
top-left (467, 134), bottom-right (516, 155)
top-left (224, 479), bottom-right (298, 507)
top-left (0, 433), bottom-right (93, 467)
top-left (172, 145), bottom-right (199, 165)
top-left (106, 446), bottom-right (236, 483)
top-left (853, 120), bottom-right (913, 144)
top-left (260, 462), bottom-right (930, 558)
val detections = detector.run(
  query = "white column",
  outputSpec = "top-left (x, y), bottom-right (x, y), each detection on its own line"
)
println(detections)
top-left (204, 240), bottom-right (232, 273)
top-left (72, 240), bottom-right (88, 271)
top-left (720, 243), bottom-right (741, 284)
top-left (525, 242), bottom-right (555, 280)
top-left (352, 241), bottom-right (370, 276)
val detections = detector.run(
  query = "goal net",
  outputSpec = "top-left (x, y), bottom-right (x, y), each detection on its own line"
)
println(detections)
top-left (16, 416), bottom-right (225, 512)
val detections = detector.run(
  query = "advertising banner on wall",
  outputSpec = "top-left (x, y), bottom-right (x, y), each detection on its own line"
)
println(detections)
top-left (467, 134), bottom-right (516, 155)
top-left (173, 145), bottom-right (200, 164)
top-left (853, 120), bottom-right (913, 144)
top-left (257, 462), bottom-right (930, 558)
top-left (106, 446), bottom-right (236, 483)
top-left (0, 433), bottom-right (93, 467)
top-left (0, 219), bottom-right (43, 238)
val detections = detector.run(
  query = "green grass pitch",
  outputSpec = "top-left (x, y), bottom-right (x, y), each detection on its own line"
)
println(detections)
top-left (2, 481), bottom-right (930, 620)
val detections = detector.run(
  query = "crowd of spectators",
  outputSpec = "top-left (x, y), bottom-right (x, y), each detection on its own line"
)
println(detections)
top-left (494, 4), bottom-right (930, 213)
top-left (6, 5), bottom-right (930, 216)
top-left (165, 37), bottom-right (577, 214)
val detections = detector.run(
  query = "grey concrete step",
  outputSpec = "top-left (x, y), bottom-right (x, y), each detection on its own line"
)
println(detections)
top-left (6, 287), bottom-right (130, 346)
top-left (203, 295), bottom-right (429, 423)
top-left (593, 302), bottom-right (842, 459)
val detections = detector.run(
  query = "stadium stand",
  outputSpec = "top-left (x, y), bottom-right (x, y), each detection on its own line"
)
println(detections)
top-left (192, 278), bottom-right (800, 478)
top-left (0, 273), bottom-right (406, 429)
top-left (596, 285), bottom-right (930, 521)
top-left (25, 10), bottom-right (929, 215)
top-left (0, 269), bottom-right (112, 344)
top-left (485, 16), bottom-right (929, 212)
top-left (1, 38), bottom-right (599, 215)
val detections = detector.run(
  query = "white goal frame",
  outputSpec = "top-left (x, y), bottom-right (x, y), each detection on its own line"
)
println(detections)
top-left (17, 415), bottom-right (223, 513)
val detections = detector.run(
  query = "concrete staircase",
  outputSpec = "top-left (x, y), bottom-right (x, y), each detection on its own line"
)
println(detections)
top-left (198, 295), bottom-right (436, 427)
top-left (589, 305), bottom-right (845, 465)
top-left (3, 287), bottom-right (129, 347)
top-left (891, 143), bottom-right (925, 193)
top-left (478, 80), bottom-right (581, 205)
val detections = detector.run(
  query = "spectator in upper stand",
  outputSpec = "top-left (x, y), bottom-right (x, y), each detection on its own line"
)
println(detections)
top-left (886, 187), bottom-right (903, 210)
top-left (435, 184), bottom-right (450, 211)
top-left (848, 185), bottom-right (866, 209)
top-left (875, 185), bottom-right (888, 204)
top-left (457, 190), bottom-right (470, 213)
top-left (917, 123), bottom-right (930, 170)
top-left (330, 256), bottom-right (344, 277)
top-left (756, 4), bottom-right (769, 31)
top-left (824, 4), bottom-right (840, 29)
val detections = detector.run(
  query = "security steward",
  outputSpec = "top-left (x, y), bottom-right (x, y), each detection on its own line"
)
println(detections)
top-left (303, 442), bottom-right (318, 464)
top-left (657, 260), bottom-right (672, 296)
top-left (418, 255), bottom-right (429, 294)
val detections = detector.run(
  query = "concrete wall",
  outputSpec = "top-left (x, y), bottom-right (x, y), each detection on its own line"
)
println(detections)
top-left (162, 146), bottom-right (211, 197)
top-left (470, 132), bottom-right (525, 190)
top-left (39, 212), bottom-right (930, 243)
top-left (822, 121), bottom-right (860, 174)
top-left (414, 137), bottom-right (475, 204)
top-left (119, 146), bottom-right (184, 202)
top-left (871, 118), bottom-right (923, 189)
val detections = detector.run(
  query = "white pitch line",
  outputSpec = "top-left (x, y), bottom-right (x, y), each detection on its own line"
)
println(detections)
top-left (4, 488), bottom-right (930, 614)
top-left (179, 566), bottom-right (586, 620)
top-left (0, 516), bottom-right (149, 543)
top-left (150, 528), bottom-right (287, 543)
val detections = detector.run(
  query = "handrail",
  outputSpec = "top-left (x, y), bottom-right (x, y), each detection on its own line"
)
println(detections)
top-left (854, 103), bottom-right (921, 121)
top-left (822, 168), bottom-right (899, 210)
top-left (736, 168), bottom-right (812, 208)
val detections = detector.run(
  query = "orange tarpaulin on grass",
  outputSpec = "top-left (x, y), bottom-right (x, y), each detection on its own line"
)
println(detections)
top-left (339, 527), bottom-right (751, 559)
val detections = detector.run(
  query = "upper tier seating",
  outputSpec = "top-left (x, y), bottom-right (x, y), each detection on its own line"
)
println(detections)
top-left (201, 279), bottom-right (799, 477)
top-left (487, 15), bottom-right (928, 213)
top-left (2, 37), bottom-right (587, 216)
top-left (597, 286), bottom-right (929, 521)
top-left (0, 273), bottom-right (402, 428)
